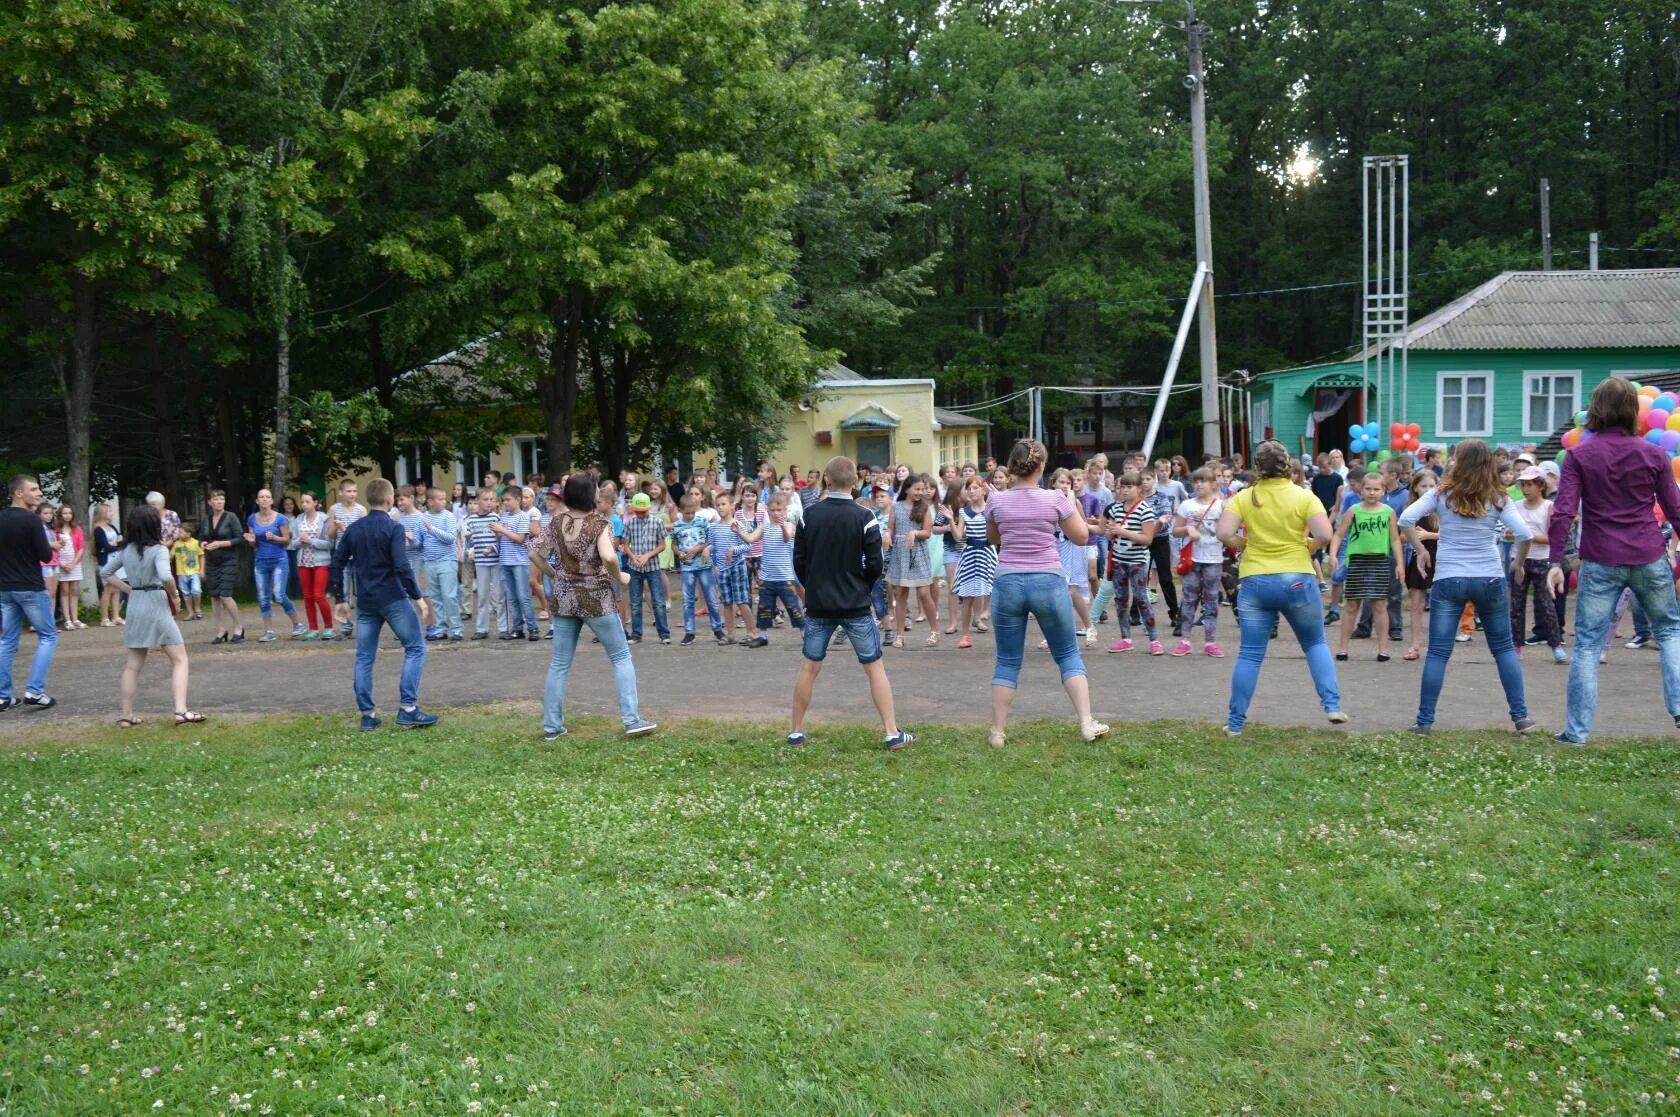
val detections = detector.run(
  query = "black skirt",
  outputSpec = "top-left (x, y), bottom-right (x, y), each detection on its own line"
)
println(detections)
top-left (204, 555), bottom-right (238, 598)
top-left (1404, 540), bottom-right (1437, 592)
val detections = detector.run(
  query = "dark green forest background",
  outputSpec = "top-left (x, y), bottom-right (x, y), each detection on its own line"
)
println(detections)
top-left (3, 0), bottom-right (1677, 520)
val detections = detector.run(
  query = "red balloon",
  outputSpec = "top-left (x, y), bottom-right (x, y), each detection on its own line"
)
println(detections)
top-left (1390, 423), bottom-right (1404, 436)
top-left (1406, 422), bottom-right (1421, 437)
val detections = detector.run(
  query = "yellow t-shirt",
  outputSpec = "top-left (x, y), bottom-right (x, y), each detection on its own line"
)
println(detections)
top-left (1226, 479), bottom-right (1325, 578)
top-left (170, 539), bottom-right (202, 577)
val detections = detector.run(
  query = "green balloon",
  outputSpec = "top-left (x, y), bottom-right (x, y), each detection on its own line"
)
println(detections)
top-left (1556, 450), bottom-right (1566, 464)
top-left (1374, 449), bottom-right (1392, 461)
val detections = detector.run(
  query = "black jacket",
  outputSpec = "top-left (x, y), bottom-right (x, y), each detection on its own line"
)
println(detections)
top-left (794, 493), bottom-right (883, 619)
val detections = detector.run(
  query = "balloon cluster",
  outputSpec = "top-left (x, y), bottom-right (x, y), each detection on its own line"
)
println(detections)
top-left (1558, 383), bottom-right (1680, 480)
top-left (1390, 422), bottom-right (1422, 453)
top-left (1347, 422), bottom-right (1382, 455)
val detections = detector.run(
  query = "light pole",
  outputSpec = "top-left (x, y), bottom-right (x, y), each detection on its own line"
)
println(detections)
top-left (1099, 0), bottom-right (1221, 457)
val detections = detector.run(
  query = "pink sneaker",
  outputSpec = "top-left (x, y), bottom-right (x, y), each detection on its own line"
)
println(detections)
top-left (1204, 642), bottom-right (1225, 657)
top-left (1149, 640), bottom-right (1165, 655)
top-left (1171, 640), bottom-right (1193, 656)
top-left (1107, 638), bottom-right (1134, 653)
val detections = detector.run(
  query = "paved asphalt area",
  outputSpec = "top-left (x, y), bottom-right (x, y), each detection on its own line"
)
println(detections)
top-left (4, 606), bottom-right (1678, 744)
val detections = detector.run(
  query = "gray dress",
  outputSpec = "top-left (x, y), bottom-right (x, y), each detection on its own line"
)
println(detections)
top-left (101, 545), bottom-right (183, 649)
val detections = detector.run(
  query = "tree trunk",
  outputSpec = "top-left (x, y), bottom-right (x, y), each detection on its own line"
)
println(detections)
top-left (215, 360), bottom-right (244, 501)
top-left (271, 315), bottom-right (291, 497)
top-left (539, 290), bottom-right (581, 474)
top-left (370, 317), bottom-right (397, 480)
top-left (612, 348), bottom-right (632, 474)
top-left (63, 277), bottom-right (97, 604)
top-left (147, 315), bottom-right (183, 500)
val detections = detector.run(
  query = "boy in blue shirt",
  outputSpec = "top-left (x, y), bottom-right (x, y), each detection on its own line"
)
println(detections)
top-left (710, 493), bottom-right (758, 642)
top-left (491, 488), bottom-right (538, 641)
top-left (670, 495), bottom-right (725, 646)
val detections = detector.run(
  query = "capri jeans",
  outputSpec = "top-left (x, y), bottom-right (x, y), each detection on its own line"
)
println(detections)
top-left (990, 571), bottom-right (1087, 689)
top-left (254, 558), bottom-right (296, 621)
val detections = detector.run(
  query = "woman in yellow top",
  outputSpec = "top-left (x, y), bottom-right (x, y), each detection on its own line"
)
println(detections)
top-left (1216, 440), bottom-right (1347, 735)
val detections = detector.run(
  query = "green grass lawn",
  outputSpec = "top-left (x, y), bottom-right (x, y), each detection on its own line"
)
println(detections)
top-left (2, 714), bottom-right (1677, 1115)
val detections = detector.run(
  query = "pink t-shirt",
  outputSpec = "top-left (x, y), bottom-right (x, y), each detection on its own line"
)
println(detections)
top-left (985, 486), bottom-right (1073, 575)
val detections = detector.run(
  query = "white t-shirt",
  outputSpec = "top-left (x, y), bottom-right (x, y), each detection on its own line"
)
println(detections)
top-left (1177, 496), bottom-right (1226, 564)
top-left (1514, 498), bottom-right (1552, 546)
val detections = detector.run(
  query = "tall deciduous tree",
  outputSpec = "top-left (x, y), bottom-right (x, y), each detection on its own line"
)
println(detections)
top-left (0, 0), bottom-right (235, 585)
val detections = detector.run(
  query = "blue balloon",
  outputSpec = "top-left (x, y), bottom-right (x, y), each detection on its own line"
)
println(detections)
top-left (1646, 429), bottom-right (1665, 446)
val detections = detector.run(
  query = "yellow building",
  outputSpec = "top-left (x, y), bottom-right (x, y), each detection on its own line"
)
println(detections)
top-left (360, 352), bottom-right (985, 490)
top-left (778, 364), bottom-right (987, 477)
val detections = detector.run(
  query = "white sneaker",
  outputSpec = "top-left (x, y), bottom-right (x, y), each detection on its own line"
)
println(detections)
top-left (1453, 633), bottom-right (1471, 643)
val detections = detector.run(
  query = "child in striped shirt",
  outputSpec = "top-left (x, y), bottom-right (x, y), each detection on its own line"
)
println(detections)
top-left (745, 493), bottom-right (803, 648)
top-left (463, 490), bottom-right (506, 638)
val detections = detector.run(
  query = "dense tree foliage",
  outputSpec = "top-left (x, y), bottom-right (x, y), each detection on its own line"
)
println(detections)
top-left (2, 0), bottom-right (1677, 505)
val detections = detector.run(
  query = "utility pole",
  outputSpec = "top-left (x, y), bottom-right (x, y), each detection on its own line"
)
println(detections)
top-left (1540, 177), bottom-right (1553, 271)
top-left (1186, 1), bottom-right (1221, 458)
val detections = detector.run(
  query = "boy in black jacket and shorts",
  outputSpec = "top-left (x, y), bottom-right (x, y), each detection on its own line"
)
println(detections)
top-left (789, 456), bottom-right (912, 751)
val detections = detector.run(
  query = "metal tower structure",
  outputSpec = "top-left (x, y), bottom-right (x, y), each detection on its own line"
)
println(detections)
top-left (1362, 155), bottom-right (1410, 436)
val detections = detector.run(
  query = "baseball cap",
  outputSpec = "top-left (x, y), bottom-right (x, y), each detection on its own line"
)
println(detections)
top-left (1513, 451), bottom-right (1536, 466)
top-left (1539, 460), bottom-right (1560, 478)
top-left (1517, 466), bottom-right (1546, 482)
top-left (630, 493), bottom-right (652, 511)
top-left (545, 484), bottom-right (564, 499)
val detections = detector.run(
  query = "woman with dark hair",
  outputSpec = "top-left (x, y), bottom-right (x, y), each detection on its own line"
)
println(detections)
top-left (1216, 439), bottom-right (1345, 735)
top-left (99, 505), bottom-right (204, 726)
top-left (530, 473), bottom-right (656, 741)
top-left (1547, 376), bottom-right (1680, 744)
top-left (983, 439), bottom-right (1108, 747)
top-left (200, 489), bottom-right (245, 643)
top-left (280, 494), bottom-right (302, 601)
top-left (1399, 439), bottom-right (1536, 734)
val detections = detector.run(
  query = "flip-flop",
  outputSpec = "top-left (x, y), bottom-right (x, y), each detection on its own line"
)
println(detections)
top-left (956, 636), bottom-right (972, 649)
top-left (1403, 647), bottom-right (1421, 660)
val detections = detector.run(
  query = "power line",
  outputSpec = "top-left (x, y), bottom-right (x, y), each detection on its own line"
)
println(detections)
top-left (915, 246), bottom-right (1680, 315)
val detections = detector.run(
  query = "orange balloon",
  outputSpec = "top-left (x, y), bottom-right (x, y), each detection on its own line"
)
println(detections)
top-left (1641, 384), bottom-right (1662, 399)
top-left (1670, 456), bottom-right (1680, 481)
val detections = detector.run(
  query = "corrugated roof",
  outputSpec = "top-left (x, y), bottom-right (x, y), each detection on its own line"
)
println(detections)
top-left (1407, 269), bottom-right (1680, 351)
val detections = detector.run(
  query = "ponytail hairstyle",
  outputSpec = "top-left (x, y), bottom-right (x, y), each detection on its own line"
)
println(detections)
top-left (1248, 439), bottom-right (1291, 508)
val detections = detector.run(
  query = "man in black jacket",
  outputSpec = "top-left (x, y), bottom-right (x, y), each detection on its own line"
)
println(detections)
top-left (789, 456), bottom-right (911, 750)
top-left (0, 475), bottom-right (58, 711)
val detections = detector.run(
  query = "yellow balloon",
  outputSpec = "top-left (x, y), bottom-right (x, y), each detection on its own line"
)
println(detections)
top-left (1667, 413), bottom-right (1680, 432)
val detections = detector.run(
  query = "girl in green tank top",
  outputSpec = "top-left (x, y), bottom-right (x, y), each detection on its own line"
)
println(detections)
top-left (1331, 472), bottom-right (1404, 660)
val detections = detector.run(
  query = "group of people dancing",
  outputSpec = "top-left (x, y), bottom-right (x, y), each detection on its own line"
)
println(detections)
top-left (3, 377), bottom-right (1678, 745)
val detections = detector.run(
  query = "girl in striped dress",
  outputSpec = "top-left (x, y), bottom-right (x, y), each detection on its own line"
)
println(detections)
top-left (951, 477), bottom-right (995, 648)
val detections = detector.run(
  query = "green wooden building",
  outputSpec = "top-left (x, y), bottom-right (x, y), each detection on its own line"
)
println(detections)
top-left (1249, 269), bottom-right (1680, 458)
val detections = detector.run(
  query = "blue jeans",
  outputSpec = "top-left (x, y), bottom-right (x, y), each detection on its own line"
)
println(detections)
top-left (802, 614), bottom-right (882, 664)
top-left (1228, 572), bottom-right (1341, 731)
top-left (990, 572), bottom-right (1086, 689)
top-left (681, 567), bottom-right (723, 637)
top-left (353, 598), bottom-right (426, 714)
top-left (254, 558), bottom-right (296, 622)
top-left (627, 568), bottom-right (669, 639)
top-left (0, 590), bottom-right (57, 700)
top-left (424, 560), bottom-right (462, 637)
top-left (500, 564), bottom-right (537, 633)
top-left (1563, 558), bottom-right (1680, 742)
top-left (543, 614), bottom-right (641, 734)
top-left (1418, 577), bottom-right (1527, 729)
top-left (871, 577), bottom-right (888, 620)
top-left (755, 581), bottom-right (804, 633)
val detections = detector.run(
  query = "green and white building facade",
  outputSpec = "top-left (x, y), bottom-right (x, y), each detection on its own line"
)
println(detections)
top-left (1249, 269), bottom-right (1680, 458)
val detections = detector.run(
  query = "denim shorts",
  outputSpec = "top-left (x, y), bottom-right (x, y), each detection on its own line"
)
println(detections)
top-left (801, 614), bottom-right (883, 665)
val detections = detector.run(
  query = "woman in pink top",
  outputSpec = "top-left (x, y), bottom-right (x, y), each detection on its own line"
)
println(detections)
top-left (984, 439), bottom-right (1109, 747)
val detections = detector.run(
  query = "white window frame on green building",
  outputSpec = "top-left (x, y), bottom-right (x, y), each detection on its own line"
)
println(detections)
top-left (1436, 371), bottom-right (1493, 438)
top-left (1522, 370), bottom-right (1579, 438)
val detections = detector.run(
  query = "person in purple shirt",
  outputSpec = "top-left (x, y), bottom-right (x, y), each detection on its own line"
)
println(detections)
top-left (1546, 376), bottom-right (1680, 744)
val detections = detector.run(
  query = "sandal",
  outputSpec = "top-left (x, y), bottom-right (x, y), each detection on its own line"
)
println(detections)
top-left (987, 728), bottom-right (1007, 748)
top-left (975, 620), bottom-right (990, 632)
top-left (890, 636), bottom-right (904, 649)
top-left (1403, 646), bottom-right (1421, 661)
top-left (956, 636), bottom-right (973, 649)
top-left (174, 710), bottom-right (207, 726)
top-left (923, 633), bottom-right (939, 648)
top-left (116, 716), bottom-right (143, 729)
top-left (944, 625), bottom-right (959, 635)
